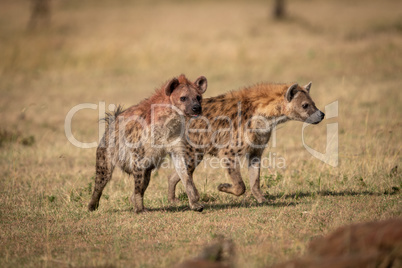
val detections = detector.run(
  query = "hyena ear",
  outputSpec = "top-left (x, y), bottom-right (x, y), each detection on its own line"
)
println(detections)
top-left (285, 83), bottom-right (299, 102)
top-left (194, 76), bottom-right (207, 94)
top-left (164, 78), bottom-right (180, 96)
top-left (304, 81), bottom-right (312, 93)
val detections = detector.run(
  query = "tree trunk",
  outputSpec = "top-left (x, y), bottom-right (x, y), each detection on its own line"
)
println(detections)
top-left (273, 0), bottom-right (285, 19)
top-left (28, 0), bottom-right (51, 30)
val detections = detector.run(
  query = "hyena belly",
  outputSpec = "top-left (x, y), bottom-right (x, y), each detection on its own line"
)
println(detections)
top-left (117, 114), bottom-right (184, 171)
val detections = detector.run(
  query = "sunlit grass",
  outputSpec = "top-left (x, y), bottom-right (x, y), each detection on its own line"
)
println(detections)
top-left (0, 0), bottom-right (401, 267)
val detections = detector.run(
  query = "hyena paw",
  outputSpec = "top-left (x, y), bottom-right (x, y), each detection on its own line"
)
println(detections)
top-left (190, 202), bottom-right (204, 212)
top-left (88, 201), bottom-right (99, 211)
top-left (168, 197), bottom-right (180, 203)
top-left (134, 206), bottom-right (148, 213)
top-left (257, 196), bottom-right (267, 203)
top-left (134, 208), bottom-right (143, 213)
top-left (217, 183), bottom-right (232, 192)
top-left (136, 208), bottom-right (150, 214)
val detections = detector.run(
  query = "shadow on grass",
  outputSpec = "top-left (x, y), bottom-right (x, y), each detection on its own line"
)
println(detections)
top-left (266, 187), bottom-right (400, 201)
top-left (106, 187), bottom-right (399, 214)
top-left (108, 200), bottom-right (296, 214)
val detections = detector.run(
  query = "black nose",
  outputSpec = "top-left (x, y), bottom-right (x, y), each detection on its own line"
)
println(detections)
top-left (192, 105), bottom-right (201, 114)
top-left (320, 111), bottom-right (325, 119)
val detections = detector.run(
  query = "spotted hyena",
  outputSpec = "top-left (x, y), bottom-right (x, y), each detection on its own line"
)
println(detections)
top-left (88, 74), bottom-right (207, 212)
top-left (168, 82), bottom-right (325, 203)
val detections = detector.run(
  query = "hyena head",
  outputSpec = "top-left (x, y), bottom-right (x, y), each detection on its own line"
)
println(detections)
top-left (165, 74), bottom-right (207, 117)
top-left (284, 82), bottom-right (325, 124)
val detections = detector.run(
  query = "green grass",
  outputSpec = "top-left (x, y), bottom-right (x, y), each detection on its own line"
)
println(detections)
top-left (1, 0), bottom-right (401, 267)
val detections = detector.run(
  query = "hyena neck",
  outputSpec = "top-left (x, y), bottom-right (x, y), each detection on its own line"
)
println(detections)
top-left (250, 97), bottom-right (289, 124)
top-left (240, 84), bottom-right (291, 129)
top-left (265, 114), bottom-right (289, 128)
top-left (238, 83), bottom-right (288, 118)
top-left (140, 88), bottom-right (179, 125)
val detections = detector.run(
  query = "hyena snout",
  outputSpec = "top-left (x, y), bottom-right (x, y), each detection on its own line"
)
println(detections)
top-left (307, 110), bottom-right (325, 124)
top-left (192, 104), bottom-right (202, 115)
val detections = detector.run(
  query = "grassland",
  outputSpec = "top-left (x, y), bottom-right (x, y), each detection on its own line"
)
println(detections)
top-left (0, 0), bottom-right (401, 267)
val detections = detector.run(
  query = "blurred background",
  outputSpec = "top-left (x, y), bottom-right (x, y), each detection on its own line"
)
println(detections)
top-left (1, 0), bottom-right (401, 142)
top-left (0, 0), bottom-right (401, 267)
top-left (1, 0), bottom-right (401, 173)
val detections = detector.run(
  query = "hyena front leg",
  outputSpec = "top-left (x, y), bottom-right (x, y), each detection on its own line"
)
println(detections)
top-left (168, 153), bottom-right (203, 203)
top-left (248, 154), bottom-right (267, 203)
top-left (218, 157), bottom-right (246, 197)
top-left (88, 146), bottom-right (114, 211)
top-left (171, 154), bottom-right (203, 212)
top-left (168, 172), bottom-right (181, 203)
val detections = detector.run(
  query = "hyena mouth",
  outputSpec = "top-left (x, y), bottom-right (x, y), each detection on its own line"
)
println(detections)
top-left (185, 111), bottom-right (201, 118)
top-left (306, 110), bottom-right (325, 124)
top-left (187, 113), bottom-right (201, 118)
top-left (191, 110), bottom-right (202, 117)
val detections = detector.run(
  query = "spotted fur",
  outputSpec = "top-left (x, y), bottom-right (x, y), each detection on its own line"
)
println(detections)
top-left (168, 82), bottom-right (325, 203)
top-left (88, 74), bottom-right (207, 212)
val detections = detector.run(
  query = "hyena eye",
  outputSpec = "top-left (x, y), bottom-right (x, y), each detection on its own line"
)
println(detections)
top-left (180, 96), bottom-right (187, 102)
top-left (302, 103), bottom-right (309, 109)
top-left (196, 95), bottom-right (201, 102)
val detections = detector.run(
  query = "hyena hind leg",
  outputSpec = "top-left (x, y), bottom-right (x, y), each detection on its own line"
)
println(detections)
top-left (218, 158), bottom-right (246, 197)
top-left (130, 167), bottom-right (152, 213)
top-left (88, 147), bottom-right (114, 211)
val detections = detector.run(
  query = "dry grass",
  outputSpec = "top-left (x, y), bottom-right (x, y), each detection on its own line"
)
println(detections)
top-left (0, 0), bottom-right (401, 267)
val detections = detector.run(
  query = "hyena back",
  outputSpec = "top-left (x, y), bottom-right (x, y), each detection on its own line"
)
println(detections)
top-left (88, 74), bottom-right (207, 212)
top-left (168, 82), bottom-right (325, 203)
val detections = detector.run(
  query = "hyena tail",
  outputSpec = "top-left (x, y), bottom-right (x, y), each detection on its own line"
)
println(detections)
top-left (100, 105), bottom-right (125, 126)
